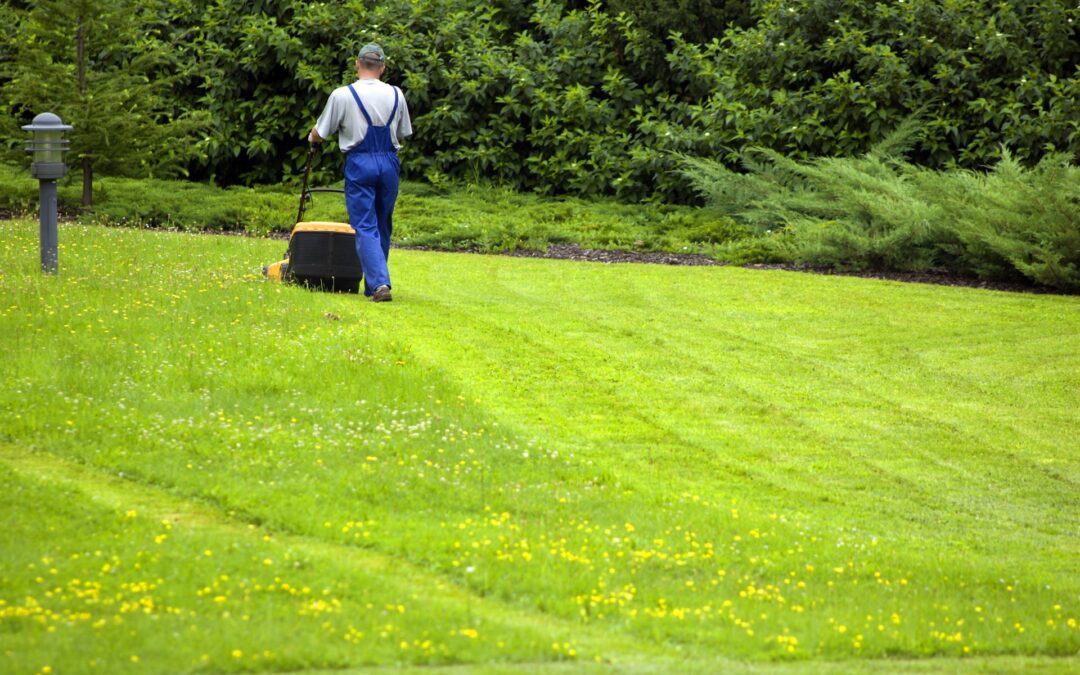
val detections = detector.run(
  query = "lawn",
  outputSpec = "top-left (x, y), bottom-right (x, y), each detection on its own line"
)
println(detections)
top-left (1, 219), bottom-right (1078, 674)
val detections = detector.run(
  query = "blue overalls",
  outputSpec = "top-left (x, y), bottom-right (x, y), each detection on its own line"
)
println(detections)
top-left (345, 84), bottom-right (400, 296)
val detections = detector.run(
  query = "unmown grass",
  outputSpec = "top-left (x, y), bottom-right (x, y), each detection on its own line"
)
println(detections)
top-left (1, 220), bottom-right (1078, 672)
top-left (0, 459), bottom-right (560, 674)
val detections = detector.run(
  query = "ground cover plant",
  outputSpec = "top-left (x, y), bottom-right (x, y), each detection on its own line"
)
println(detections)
top-left (5, 158), bottom-right (1077, 292)
top-left (1, 220), bottom-right (1078, 673)
top-left (0, 162), bottom-right (750, 253)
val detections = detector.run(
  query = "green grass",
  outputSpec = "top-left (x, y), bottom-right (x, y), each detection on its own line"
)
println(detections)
top-left (0, 450), bottom-right (581, 673)
top-left (1, 220), bottom-right (1078, 673)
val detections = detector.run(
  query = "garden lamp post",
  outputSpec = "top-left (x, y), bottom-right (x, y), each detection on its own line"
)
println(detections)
top-left (23, 112), bottom-right (73, 274)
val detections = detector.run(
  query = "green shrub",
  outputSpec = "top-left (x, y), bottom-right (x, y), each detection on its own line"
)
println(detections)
top-left (680, 141), bottom-right (1080, 290)
top-left (0, 163), bottom-right (38, 214)
top-left (672, 0), bottom-right (1080, 169)
top-left (0, 164), bottom-right (299, 232)
top-left (925, 152), bottom-right (1080, 290)
top-left (673, 213), bottom-right (751, 244)
top-left (0, 163), bottom-right (750, 259)
top-left (5, 0), bottom-right (1079, 202)
top-left (712, 232), bottom-right (796, 265)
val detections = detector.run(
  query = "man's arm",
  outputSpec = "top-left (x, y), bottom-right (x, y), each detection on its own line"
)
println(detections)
top-left (310, 91), bottom-right (341, 144)
top-left (397, 93), bottom-right (413, 139)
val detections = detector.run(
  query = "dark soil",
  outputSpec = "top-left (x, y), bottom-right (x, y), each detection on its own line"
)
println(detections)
top-left (497, 244), bottom-right (1066, 295)
top-left (0, 209), bottom-right (20, 220)
top-left (506, 244), bottom-right (723, 267)
top-left (740, 263), bottom-right (1064, 295)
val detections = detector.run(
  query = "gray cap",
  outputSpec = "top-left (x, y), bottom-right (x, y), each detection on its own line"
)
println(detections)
top-left (358, 43), bottom-right (385, 62)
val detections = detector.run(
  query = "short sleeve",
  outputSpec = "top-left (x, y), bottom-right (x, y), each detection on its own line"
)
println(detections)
top-left (314, 91), bottom-right (345, 141)
top-left (396, 89), bottom-right (413, 140)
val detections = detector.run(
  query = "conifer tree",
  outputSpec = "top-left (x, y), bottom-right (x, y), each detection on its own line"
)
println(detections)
top-left (0, 0), bottom-right (205, 206)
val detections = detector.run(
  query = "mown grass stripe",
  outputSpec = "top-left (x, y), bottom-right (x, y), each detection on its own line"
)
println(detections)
top-left (0, 443), bottom-right (665, 669)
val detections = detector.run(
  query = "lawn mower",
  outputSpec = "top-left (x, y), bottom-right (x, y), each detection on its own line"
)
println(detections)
top-left (262, 146), bottom-right (362, 293)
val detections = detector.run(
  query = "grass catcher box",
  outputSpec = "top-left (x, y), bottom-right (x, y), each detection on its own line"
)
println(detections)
top-left (263, 221), bottom-right (362, 294)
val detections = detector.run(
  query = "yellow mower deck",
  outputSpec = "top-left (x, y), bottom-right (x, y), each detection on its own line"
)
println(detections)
top-left (262, 148), bottom-right (360, 292)
top-left (262, 221), bottom-right (361, 293)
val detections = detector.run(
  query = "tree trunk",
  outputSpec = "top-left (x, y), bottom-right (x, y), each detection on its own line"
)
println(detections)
top-left (78, 15), bottom-right (91, 208)
top-left (82, 157), bottom-right (93, 208)
top-left (77, 16), bottom-right (86, 93)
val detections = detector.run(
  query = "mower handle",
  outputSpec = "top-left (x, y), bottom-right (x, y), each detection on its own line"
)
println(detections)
top-left (296, 145), bottom-right (318, 224)
top-left (296, 145), bottom-right (348, 222)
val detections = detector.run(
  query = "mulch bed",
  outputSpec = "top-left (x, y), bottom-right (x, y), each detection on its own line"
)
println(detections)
top-left (498, 244), bottom-right (1065, 295)
top-left (506, 243), bottom-right (723, 267)
top-left (740, 263), bottom-right (1063, 295)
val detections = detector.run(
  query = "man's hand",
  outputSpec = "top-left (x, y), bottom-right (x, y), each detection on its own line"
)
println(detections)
top-left (308, 126), bottom-right (323, 144)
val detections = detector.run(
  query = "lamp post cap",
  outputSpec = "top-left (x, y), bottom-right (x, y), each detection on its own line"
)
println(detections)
top-left (22, 112), bottom-right (73, 132)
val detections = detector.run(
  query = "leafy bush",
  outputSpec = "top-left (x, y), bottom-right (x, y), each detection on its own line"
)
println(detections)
top-left (4, 0), bottom-right (1079, 203)
top-left (667, 0), bottom-right (1080, 170)
top-left (157, 0), bottom-right (1080, 200)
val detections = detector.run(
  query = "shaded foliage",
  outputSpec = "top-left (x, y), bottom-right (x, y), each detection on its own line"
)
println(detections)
top-left (0, 0), bottom-right (209, 204)
top-left (2, 0), bottom-right (1079, 202)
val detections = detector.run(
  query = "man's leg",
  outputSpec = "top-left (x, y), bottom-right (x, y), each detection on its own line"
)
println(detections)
top-left (345, 161), bottom-right (391, 296)
top-left (373, 155), bottom-right (400, 262)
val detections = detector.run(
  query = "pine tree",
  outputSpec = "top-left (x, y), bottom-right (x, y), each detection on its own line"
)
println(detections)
top-left (1, 0), bottom-right (206, 206)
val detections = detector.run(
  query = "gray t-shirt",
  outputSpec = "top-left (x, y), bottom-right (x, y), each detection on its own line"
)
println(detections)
top-left (314, 79), bottom-right (413, 152)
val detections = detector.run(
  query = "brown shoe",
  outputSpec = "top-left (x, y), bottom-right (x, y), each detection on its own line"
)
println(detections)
top-left (371, 285), bottom-right (392, 302)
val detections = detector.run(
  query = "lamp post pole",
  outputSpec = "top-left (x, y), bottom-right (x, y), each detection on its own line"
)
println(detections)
top-left (22, 112), bottom-right (73, 274)
top-left (38, 178), bottom-right (60, 273)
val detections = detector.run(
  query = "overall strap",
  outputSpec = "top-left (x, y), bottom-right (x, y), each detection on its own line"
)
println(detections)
top-left (347, 84), bottom-right (373, 126)
top-left (388, 87), bottom-right (400, 125)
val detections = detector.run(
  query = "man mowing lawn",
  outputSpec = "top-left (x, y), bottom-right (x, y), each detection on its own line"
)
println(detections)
top-left (308, 43), bottom-right (412, 302)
